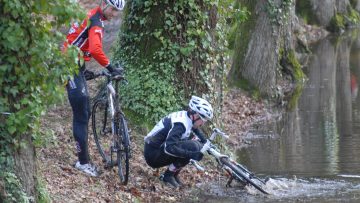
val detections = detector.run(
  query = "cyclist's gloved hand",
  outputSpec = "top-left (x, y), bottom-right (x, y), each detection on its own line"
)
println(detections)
top-left (200, 140), bottom-right (211, 154)
top-left (106, 63), bottom-right (124, 76)
top-left (192, 153), bottom-right (204, 161)
top-left (84, 69), bottom-right (95, 80)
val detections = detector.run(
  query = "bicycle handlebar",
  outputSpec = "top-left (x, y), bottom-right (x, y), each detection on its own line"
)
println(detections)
top-left (91, 70), bottom-right (128, 84)
top-left (209, 128), bottom-right (229, 141)
top-left (93, 70), bottom-right (112, 78)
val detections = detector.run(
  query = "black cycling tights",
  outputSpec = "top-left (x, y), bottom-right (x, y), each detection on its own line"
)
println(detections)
top-left (144, 144), bottom-right (190, 169)
top-left (66, 68), bottom-right (91, 165)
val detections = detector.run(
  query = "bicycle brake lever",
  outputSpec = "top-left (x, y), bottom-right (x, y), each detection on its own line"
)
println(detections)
top-left (212, 128), bottom-right (229, 139)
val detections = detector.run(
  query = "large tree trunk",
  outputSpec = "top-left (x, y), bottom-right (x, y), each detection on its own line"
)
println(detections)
top-left (356, 0), bottom-right (360, 12)
top-left (309, 0), bottom-right (336, 26)
top-left (116, 0), bottom-right (223, 122)
top-left (13, 135), bottom-right (37, 200)
top-left (229, 0), bottom-right (298, 97)
top-left (297, 0), bottom-right (351, 27)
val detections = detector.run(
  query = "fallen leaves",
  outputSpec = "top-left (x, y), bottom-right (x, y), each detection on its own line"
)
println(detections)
top-left (37, 87), bottom-right (270, 202)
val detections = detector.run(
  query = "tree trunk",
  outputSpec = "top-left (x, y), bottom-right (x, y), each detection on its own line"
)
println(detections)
top-left (356, 0), bottom-right (360, 12)
top-left (13, 135), bottom-right (37, 200)
top-left (297, 0), bottom-right (350, 27)
top-left (309, 0), bottom-right (336, 26)
top-left (229, 0), bottom-right (298, 97)
top-left (116, 0), bottom-right (223, 122)
top-left (336, 0), bottom-right (351, 13)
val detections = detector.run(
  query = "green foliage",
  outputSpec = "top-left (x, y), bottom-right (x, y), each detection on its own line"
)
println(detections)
top-left (0, 0), bottom-right (83, 201)
top-left (36, 178), bottom-right (51, 203)
top-left (220, 0), bottom-right (249, 49)
top-left (267, 0), bottom-right (293, 26)
top-left (0, 172), bottom-right (30, 203)
top-left (114, 0), bottom-right (231, 123)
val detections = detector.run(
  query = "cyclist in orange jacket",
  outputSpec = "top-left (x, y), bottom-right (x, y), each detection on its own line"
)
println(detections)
top-left (63, 0), bottom-right (125, 177)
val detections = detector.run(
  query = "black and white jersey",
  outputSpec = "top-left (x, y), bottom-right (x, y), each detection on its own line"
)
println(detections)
top-left (144, 111), bottom-right (192, 146)
top-left (144, 111), bottom-right (207, 158)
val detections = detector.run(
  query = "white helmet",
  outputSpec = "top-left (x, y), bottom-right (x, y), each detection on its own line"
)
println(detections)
top-left (105, 0), bottom-right (125, 10)
top-left (189, 96), bottom-right (213, 120)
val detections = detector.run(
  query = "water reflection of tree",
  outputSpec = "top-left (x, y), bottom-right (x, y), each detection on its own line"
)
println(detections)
top-left (239, 31), bottom-right (360, 176)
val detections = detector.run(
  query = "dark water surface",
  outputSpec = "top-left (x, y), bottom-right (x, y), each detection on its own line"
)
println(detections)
top-left (191, 30), bottom-right (360, 202)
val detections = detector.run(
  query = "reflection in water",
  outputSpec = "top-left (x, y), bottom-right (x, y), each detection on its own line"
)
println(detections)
top-left (232, 30), bottom-right (360, 201)
top-left (187, 30), bottom-right (360, 203)
top-left (238, 30), bottom-right (360, 176)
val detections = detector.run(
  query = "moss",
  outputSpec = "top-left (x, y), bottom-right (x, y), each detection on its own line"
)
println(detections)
top-left (228, 0), bottom-right (257, 87)
top-left (286, 83), bottom-right (304, 111)
top-left (287, 50), bottom-right (305, 82)
top-left (295, 0), bottom-right (319, 25)
top-left (227, 23), bottom-right (238, 50)
top-left (347, 7), bottom-right (360, 24)
top-left (328, 13), bottom-right (345, 32)
top-left (230, 75), bottom-right (260, 99)
top-left (278, 43), bottom-right (285, 61)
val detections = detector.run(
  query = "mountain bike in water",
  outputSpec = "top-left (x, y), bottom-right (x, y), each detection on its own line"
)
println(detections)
top-left (90, 69), bottom-right (130, 185)
top-left (192, 128), bottom-right (269, 194)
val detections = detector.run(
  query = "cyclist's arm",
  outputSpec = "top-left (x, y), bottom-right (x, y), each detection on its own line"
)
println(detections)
top-left (164, 123), bottom-right (202, 159)
top-left (192, 128), bottom-right (207, 143)
top-left (88, 25), bottom-right (110, 67)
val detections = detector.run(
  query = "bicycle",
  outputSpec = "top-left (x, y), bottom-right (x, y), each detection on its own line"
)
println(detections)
top-left (192, 128), bottom-right (269, 195)
top-left (90, 69), bottom-right (130, 185)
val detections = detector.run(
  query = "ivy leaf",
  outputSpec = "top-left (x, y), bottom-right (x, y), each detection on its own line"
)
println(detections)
top-left (8, 126), bottom-right (16, 134)
top-left (180, 47), bottom-right (192, 56)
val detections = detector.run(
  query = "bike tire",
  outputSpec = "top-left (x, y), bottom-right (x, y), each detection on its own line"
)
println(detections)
top-left (92, 99), bottom-right (112, 164)
top-left (116, 113), bottom-right (130, 185)
top-left (221, 157), bottom-right (269, 194)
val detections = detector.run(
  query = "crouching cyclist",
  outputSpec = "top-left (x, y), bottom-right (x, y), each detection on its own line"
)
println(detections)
top-left (144, 96), bottom-right (213, 188)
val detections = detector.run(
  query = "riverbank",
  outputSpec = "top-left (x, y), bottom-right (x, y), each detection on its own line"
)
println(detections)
top-left (38, 86), bottom-right (269, 202)
top-left (36, 1), bottom-right (312, 202)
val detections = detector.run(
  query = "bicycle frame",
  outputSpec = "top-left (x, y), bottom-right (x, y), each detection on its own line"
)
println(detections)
top-left (106, 81), bottom-right (117, 138)
top-left (91, 70), bottom-right (131, 184)
top-left (192, 128), bottom-right (269, 194)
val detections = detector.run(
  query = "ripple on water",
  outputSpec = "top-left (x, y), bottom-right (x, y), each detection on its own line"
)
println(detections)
top-left (195, 176), bottom-right (360, 203)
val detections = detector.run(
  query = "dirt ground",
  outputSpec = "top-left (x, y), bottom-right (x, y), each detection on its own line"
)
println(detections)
top-left (38, 88), bottom-right (267, 202)
top-left (36, 1), bottom-right (272, 202)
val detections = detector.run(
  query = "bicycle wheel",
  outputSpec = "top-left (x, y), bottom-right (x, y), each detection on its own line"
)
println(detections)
top-left (116, 113), bottom-right (130, 185)
top-left (221, 157), bottom-right (269, 194)
top-left (92, 99), bottom-right (113, 164)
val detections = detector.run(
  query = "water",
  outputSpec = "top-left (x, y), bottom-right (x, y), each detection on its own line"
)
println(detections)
top-left (193, 30), bottom-right (360, 202)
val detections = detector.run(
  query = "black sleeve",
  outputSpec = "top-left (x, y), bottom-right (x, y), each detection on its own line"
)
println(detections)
top-left (90, 12), bottom-right (104, 28)
top-left (164, 123), bottom-right (203, 159)
top-left (192, 128), bottom-right (207, 143)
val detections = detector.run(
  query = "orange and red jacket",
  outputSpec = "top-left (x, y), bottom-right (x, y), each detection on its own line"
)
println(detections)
top-left (62, 7), bottom-right (110, 67)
